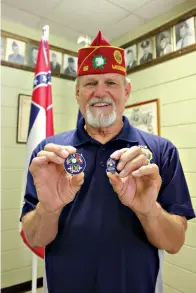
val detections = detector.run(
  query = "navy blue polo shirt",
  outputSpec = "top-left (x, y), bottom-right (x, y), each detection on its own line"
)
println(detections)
top-left (21, 116), bottom-right (195, 293)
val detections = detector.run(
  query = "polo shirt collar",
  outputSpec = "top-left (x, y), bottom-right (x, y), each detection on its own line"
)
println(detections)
top-left (72, 115), bottom-right (138, 147)
top-left (113, 116), bottom-right (138, 144)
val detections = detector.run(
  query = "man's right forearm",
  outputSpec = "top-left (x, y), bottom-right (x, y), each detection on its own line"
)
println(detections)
top-left (22, 202), bottom-right (63, 248)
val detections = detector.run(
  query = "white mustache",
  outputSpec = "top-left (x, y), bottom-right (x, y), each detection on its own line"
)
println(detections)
top-left (87, 97), bottom-right (114, 107)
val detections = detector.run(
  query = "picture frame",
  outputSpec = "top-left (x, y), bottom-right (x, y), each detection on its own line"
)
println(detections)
top-left (0, 36), bottom-right (6, 61)
top-left (5, 37), bottom-right (26, 65)
top-left (125, 44), bottom-right (138, 69)
top-left (155, 28), bottom-right (173, 57)
top-left (138, 38), bottom-right (154, 65)
top-left (1, 30), bottom-right (77, 81)
top-left (26, 43), bottom-right (39, 68)
top-left (174, 17), bottom-right (196, 51)
top-left (63, 54), bottom-right (77, 78)
top-left (121, 9), bottom-right (196, 74)
top-left (50, 49), bottom-right (63, 75)
top-left (17, 94), bottom-right (32, 143)
top-left (124, 99), bottom-right (160, 136)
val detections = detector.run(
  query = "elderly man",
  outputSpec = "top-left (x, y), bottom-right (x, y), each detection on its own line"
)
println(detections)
top-left (20, 31), bottom-right (195, 293)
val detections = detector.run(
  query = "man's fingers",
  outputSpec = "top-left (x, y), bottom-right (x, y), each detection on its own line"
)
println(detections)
top-left (35, 144), bottom-right (77, 165)
top-left (116, 146), bottom-right (142, 171)
top-left (29, 156), bottom-right (48, 174)
top-left (132, 164), bottom-right (160, 179)
top-left (37, 150), bottom-right (65, 164)
top-left (119, 154), bottom-right (148, 178)
top-left (110, 148), bottom-right (129, 160)
top-left (30, 156), bottom-right (47, 166)
top-left (44, 143), bottom-right (76, 158)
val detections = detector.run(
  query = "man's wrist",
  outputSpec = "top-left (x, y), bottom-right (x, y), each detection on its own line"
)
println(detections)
top-left (36, 202), bottom-right (63, 216)
top-left (135, 202), bottom-right (162, 221)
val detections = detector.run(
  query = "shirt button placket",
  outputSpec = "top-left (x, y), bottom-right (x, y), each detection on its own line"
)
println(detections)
top-left (100, 161), bottom-right (105, 167)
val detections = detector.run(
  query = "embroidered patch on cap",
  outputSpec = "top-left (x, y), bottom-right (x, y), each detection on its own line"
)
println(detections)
top-left (93, 55), bottom-right (107, 69)
top-left (113, 50), bottom-right (122, 64)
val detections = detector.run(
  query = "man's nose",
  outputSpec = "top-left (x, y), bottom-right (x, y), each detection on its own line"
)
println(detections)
top-left (94, 83), bottom-right (106, 98)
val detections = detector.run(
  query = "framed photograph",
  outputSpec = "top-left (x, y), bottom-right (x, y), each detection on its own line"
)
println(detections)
top-left (124, 99), bottom-right (160, 135)
top-left (174, 17), bottom-right (195, 51)
top-left (1, 30), bottom-right (78, 80)
top-left (63, 54), bottom-right (77, 77)
top-left (125, 44), bottom-right (137, 69)
top-left (1, 36), bottom-right (6, 61)
top-left (5, 38), bottom-right (25, 65)
top-left (156, 29), bottom-right (173, 57)
top-left (121, 9), bottom-right (196, 74)
top-left (26, 43), bottom-right (39, 68)
top-left (138, 38), bottom-right (154, 65)
top-left (50, 50), bottom-right (62, 74)
top-left (17, 94), bottom-right (32, 143)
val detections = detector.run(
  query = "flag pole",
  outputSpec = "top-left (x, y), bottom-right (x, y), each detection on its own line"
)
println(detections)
top-left (31, 25), bottom-right (50, 293)
top-left (42, 25), bottom-right (49, 41)
top-left (32, 254), bottom-right (38, 293)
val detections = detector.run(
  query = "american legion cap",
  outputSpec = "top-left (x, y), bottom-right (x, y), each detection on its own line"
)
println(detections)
top-left (77, 31), bottom-right (126, 77)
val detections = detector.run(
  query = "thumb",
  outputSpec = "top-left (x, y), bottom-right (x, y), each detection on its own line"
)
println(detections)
top-left (107, 172), bottom-right (122, 193)
top-left (70, 172), bottom-right (84, 189)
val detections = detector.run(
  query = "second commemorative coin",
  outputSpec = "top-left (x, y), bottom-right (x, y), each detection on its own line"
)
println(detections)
top-left (106, 158), bottom-right (117, 174)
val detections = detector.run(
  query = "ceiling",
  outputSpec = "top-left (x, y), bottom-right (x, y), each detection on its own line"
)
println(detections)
top-left (1, 0), bottom-right (187, 44)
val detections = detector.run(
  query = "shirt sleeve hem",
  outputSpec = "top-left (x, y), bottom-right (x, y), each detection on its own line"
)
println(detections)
top-left (161, 203), bottom-right (196, 220)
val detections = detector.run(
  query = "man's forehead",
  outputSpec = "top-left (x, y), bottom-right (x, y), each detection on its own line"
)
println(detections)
top-left (80, 73), bottom-right (123, 81)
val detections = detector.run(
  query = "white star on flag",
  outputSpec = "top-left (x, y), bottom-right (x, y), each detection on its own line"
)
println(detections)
top-left (42, 74), bottom-right (47, 83)
top-left (34, 78), bottom-right (38, 86)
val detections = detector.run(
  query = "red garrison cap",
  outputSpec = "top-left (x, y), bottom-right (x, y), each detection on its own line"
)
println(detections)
top-left (77, 31), bottom-right (126, 77)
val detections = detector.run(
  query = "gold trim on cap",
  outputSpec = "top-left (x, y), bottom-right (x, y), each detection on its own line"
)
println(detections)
top-left (77, 47), bottom-right (98, 74)
top-left (78, 45), bottom-right (125, 51)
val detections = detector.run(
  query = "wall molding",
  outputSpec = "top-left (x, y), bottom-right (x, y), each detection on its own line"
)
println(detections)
top-left (1, 278), bottom-right (43, 293)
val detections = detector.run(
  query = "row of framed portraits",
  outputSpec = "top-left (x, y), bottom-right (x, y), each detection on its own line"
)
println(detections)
top-left (0, 32), bottom-right (78, 80)
top-left (124, 14), bottom-right (196, 70)
top-left (123, 10), bottom-right (196, 72)
top-left (1, 9), bottom-right (196, 79)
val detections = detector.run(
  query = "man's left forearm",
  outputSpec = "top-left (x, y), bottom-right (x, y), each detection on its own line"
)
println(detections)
top-left (135, 202), bottom-right (187, 254)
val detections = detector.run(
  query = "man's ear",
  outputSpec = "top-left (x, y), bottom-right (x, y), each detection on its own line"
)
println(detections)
top-left (125, 81), bottom-right (132, 104)
top-left (76, 86), bottom-right (79, 104)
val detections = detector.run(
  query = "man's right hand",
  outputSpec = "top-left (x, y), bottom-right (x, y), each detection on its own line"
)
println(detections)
top-left (29, 143), bottom-right (84, 214)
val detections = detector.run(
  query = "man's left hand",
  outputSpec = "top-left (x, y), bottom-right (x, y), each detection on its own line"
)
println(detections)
top-left (107, 146), bottom-right (162, 216)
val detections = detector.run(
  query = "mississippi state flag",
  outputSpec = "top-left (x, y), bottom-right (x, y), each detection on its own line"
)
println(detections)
top-left (20, 28), bottom-right (54, 259)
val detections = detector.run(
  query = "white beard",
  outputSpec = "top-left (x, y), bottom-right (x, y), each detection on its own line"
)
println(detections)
top-left (85, 97), bottom-right (117, 128)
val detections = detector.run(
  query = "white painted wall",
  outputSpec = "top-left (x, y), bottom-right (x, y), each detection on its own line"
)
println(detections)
top-left (1, 0), bottom-right (196, 290)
